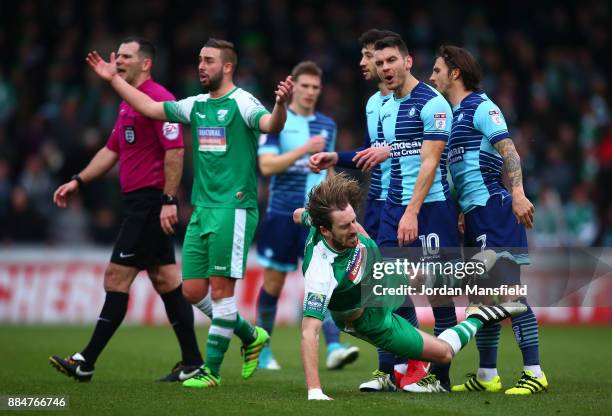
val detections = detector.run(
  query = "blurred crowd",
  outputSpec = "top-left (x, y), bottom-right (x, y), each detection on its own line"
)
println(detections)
top-left (0, 0), bottom-right (610, 247)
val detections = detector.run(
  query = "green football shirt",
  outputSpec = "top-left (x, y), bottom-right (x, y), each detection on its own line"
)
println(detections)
top-left (301, 211), bottom-right (382, 321)
top-left (163, 86), bottom-right (270, 208)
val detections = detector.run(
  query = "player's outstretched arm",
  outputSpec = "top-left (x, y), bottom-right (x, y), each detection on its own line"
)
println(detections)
top-left (259, 76), bottom-right (294, 134)
top-left (494, 138), bottom-right (535, 228)
top-left (301, 317), bottom-right (332, 400)
top-left (86, 51), bottom-right (167, 121)
top-left (53, 147), bottom-right (118, 208)
top-left (397, 140), bottom-right (445, 246)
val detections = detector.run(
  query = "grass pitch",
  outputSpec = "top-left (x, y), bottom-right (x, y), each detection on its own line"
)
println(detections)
top-left (1, 324), bottom-right (611, 415)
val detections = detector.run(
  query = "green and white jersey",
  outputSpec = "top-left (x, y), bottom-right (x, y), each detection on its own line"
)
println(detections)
top-left (301, 212), bottom-right (382, 321)
top-left (163, 87), bottom-right (270, 208)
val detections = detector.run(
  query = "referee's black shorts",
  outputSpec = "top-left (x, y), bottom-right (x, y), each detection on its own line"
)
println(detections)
top-left (110, 187), bottom-right (175, 270)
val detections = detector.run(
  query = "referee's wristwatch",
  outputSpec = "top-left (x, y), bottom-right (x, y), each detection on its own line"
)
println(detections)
top-left (71, 174), bottom-right (85, 188)
top-left (161, 194), bottom-right (178, 205)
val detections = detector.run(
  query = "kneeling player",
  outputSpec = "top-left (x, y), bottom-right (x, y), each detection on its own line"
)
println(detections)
top-left (296, 173), bottom-right (526, 400)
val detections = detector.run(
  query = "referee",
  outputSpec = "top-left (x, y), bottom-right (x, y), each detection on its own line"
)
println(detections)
top-left (49, 37), bottom-right (203, 383)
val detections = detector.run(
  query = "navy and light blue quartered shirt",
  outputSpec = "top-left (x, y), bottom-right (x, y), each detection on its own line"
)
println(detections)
top-left (259, 109), bottom-right (336, 215)
top-left (379, 82), bottom-right (452, 206)
top-left (448, 92), bottom-right (510, 213)
top-left (337, 91), bottom-right (391, 201)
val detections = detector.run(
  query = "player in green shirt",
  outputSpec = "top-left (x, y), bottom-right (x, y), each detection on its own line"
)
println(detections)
top-left (295, 173), bottom-right (527, 400)
top-left (87, 38), bottom-right (294, 388)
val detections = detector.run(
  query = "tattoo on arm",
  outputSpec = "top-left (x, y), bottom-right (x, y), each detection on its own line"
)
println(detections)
top-left (494, 138), bottom-right (523, 190)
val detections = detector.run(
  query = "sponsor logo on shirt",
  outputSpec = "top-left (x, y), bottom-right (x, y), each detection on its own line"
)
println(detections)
top-left (448, 146), bottom-right (465, 164)
top-left (124, 126), bottom-right (136, 144)
top-left (390, 140), bottom-right (422, 158)
top-left (198, 127), bottom-right (227, 152)
top-left (489, 109), bottom-right (503, 125)
top-left (346, 245), bottom-right (366, 284)
top-left (381, 113), bottom-right (392, 122)
top-left (434, 113), bottom-right (447, 130)
top-left (162, 122), bottom-right (180, 140)
top-left (304, 292), bottom-right (326, 315)
top-left (408, 107), bottom-right (417, 117)
top-left (457, 112), bottom-right (464, 122)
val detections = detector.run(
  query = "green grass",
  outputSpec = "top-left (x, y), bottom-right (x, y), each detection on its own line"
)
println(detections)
top-left (1, 324), bottom-right (611, 415)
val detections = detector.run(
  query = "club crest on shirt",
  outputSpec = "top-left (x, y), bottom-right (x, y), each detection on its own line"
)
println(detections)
top-left (434, 113), bottom-right (447, 129)
top-left (162, 122), bottom-right (180, 140)
top-left (217, 109), bottom-right (229, 121)
top-left (457, 112), bottom-right (464, 122)
top-left (124, 126), bottom-right (136, 144)
top-left (408, 107), bottom-right (417, 117)
top-left (489, 109), bottom-right (503, 125)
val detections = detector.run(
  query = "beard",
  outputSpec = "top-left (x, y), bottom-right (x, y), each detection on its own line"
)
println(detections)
top-left (331, 233), bottom-right (358, 250)
top-left (202, 71), bottom-right (223, 92)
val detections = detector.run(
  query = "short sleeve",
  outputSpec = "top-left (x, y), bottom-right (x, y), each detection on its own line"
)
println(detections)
top-left (421, 95), bottom-right (452, 141)
top-left (473, 101), bottom-right (510, 145)
top-left (163, 95), bottom-right (199, 124)
top-left (234, 90), bottom-right (270, 130)
top-left (258, 133), bottom-right (280, 155)
top-left (154, 120), bottom-right (184, 150)
top-left (301, 210), bottom-right (312, 227)
top-left (302, 248), bottom-right (338, 320)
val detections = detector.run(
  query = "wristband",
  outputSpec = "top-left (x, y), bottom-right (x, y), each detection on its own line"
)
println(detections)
top-left (71, 174), bottom-right (84, 188)
top-left (161, 194), bottom-right (178, 205)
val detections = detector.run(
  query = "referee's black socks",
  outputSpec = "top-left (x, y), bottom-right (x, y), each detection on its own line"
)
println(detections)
top-left (161, 284), bottom-right (203, 367)
top-left (81, 291), bottom-right (129, 370)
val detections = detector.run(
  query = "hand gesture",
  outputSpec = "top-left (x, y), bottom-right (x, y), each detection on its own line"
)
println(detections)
top-left (353, 146), bottom-right (390, 172)
top-left (303, 135), bottom-right (326, 154)
top-left (397, 209), bottom-right (418, 246)
top-left (160, 205), bottom-right (178, 235)
top-left (275, 76), bottom-right (294, 105)
top-left (53, 180), bottom-right (79, 208)
top-left (86, 51), bottom-right (118, 81)
top-left (512, 194), bottom-right (535, 228)
top-left (308, 152), bottom-right (338, 173)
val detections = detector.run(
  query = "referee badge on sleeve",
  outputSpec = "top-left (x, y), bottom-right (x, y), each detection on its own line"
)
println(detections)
top-left (124, 126), bottom-right (136, 144)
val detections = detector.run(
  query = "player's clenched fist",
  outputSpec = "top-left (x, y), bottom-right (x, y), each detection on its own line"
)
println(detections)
top-left (275, 76), bottom-right (294, 104)
top-left (308, 152), bottom-right (338, 173)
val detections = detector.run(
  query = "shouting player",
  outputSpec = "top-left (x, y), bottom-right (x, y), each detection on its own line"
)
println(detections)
top-left (86, 38), bottom-right (293, 388)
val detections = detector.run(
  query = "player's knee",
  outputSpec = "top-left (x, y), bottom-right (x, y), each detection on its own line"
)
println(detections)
top-left (263, 271), bottom-right (286, 296)
top-left (103, 266), bottom-right (131, 292)
top-left (181, 284), bottom-right (204, 304)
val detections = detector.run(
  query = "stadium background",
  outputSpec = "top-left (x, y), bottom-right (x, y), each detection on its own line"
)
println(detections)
top-left (1, 1), bottom-right (611, 414)
top-left (0, 0), bottom-right (610, 325)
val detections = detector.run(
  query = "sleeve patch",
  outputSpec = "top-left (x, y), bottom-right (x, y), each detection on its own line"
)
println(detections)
top-left (304, 292), bottom-right (326, 315)
top-left (489, 109), bottom-right (503, 125)
top-left (162, 122), bottom-right (180, 140)
top-left (434, 113), bottom-right (447, 130)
